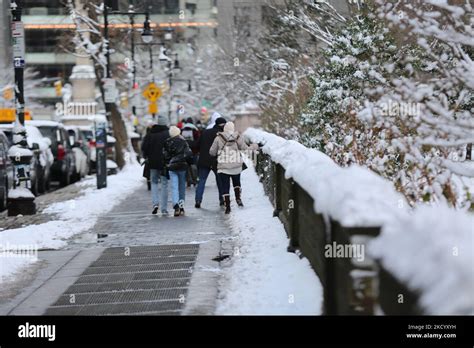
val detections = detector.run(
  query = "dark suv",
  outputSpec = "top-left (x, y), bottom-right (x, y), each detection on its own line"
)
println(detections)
top-left (27, 121), bottom-right (76, 187)
top-left (0, 130), bottom-right (13, 211)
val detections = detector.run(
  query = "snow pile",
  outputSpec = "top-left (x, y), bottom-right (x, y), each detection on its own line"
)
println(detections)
top-left (7, 145), bottom-right (33, 158)
top-left (369, 204), bottom-right (474, 315)
top-left (26, 125), bottom-right (54, 168)
top-left (0, 253), bottom-right (38, 283)
top-left (216, 163), bottom-right (323, 315)
top-left (8, 187), bottom-right (35, 199)
top-left (0, 164), bottom-right (142, 251)
top-left (245, 128), bottom-right (408, 227)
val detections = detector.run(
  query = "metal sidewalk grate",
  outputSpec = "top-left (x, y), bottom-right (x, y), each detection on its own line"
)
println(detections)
top-left (46, 244), bottom-right (199, 315)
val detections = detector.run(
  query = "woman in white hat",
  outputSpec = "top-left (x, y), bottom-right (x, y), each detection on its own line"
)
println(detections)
top-left (163, 126), bottom-right (193, 217)
top-left (209, 122), bottom-right (249, 214)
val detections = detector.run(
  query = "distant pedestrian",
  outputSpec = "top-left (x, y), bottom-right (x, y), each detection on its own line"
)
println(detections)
top-left (209, 122), bottom-right (250, 214)
top-left (206, 112), bottom-right (222, 129)
top-left (181, 117), bottom-right (200, 187)
top-left (141, 115), bottom-right (170, 215)
top-left (195, 117), bottom-right (227, 208)
top-left (195, 120), bottom-right (204, 132)
top-left (164, 126), bottom-right (193, 217)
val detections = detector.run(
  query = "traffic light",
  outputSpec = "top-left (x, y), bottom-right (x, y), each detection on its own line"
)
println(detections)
top-left (54, 80), bottom-right (62, 97)
top-left (3, 87), bottom-right (13, 100)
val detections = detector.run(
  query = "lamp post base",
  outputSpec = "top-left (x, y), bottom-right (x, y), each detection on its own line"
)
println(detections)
top-left (7, 197), bottom-right (36, 216)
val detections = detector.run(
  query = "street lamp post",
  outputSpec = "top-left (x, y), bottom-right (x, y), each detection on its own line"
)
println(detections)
top-left (100, 5), bottom-right (151, 189)
top-left (8, 0), bottom-right (36, 216)
top-left (164, 53), bottom-right (192, 124)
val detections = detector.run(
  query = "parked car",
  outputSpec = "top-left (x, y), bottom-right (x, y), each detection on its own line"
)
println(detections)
top-left (0, 124), bottom-right (47, 196)
top-left (26, 125), bottom-right (54, 193)
top-left (26, 120), bottom-right (76, 187)
top-left (65, 125), bottom-right (90, 180)
top-left (0, 130), bottom-right (14, 211)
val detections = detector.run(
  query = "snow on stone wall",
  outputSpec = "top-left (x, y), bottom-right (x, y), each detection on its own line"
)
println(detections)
top-left (244, 128), bottom-right (474, 314)
top-left (370, 205), bottom-right (474, 315)
top-left (244, 128), bottom-right (408, 228)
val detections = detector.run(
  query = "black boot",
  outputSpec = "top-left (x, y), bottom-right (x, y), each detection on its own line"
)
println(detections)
top-left (173, 204), bottom-right (181, 217)
top-left (224, 195), bottom-right (231, 214)
top-left (234, 186), bottom-right (243, 207)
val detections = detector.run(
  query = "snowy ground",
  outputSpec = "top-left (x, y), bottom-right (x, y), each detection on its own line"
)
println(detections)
top-left (0, 164), bottom-right (143, 283)
top-left (216, 163), bottom-right (323, 315)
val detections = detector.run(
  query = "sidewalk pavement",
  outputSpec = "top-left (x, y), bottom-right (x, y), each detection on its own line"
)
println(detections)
top-left (0, 176), bottom-right (231, 315)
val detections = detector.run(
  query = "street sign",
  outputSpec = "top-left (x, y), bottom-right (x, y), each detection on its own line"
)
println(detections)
top-left (142, 83), bottom-right (162, 102)
top-left (11, 22), bottom-right (25, 67)
top-left (103, 78), bottom-right (118, 103)
top-left (148, 102), bottom-right (158, 114)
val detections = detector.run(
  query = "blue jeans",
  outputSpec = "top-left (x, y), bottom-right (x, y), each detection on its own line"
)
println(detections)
top-left (170, 170), bottom-right (187, 207)
top-left (195, 166), bottom-right (223, 203)
top-left (150, 169), bottom-right (168, 211)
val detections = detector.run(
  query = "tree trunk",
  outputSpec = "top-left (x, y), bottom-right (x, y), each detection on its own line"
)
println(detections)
top-left (94, 64), bottom-right (127, 169)
top-left (109, 103), bottom-right (127, 168)
top-left (87, 1), bottom-right (128, 169)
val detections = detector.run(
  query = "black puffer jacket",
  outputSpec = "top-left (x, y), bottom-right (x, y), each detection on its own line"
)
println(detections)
top-left (197, 124), bottom-right (221, 169)
top-left (141, 125), bottom-right (169, 170)
top-left (163, 135), bottom-right (192, 172)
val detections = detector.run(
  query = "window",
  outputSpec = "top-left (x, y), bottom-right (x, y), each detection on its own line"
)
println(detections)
top-left (25, 29), bottom-right (63, 53)
top-left (24, 0), bottom-right (67, 15)
top-left (185, 3), bottom-right (197, 15)
top-left (28, 64), bottom-right (74, 80)
top-left (142, 0), bottom-right (179, 14)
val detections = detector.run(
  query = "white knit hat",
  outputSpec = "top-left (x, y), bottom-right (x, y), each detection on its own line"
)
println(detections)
top-left (169, 126), bottom-right (181, 138)
top-left (223, 121), bottom-right (235, 133)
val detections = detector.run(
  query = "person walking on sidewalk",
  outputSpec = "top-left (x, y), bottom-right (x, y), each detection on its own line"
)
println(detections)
top-left (195, 116), bottom-right (227, 209)
top-left (141, 115), bottom-right (170, 215)
top-left (209, 121), bottom-right (249, 214)
top-left (181, 117), bottom-right (200, 187)
top-left (164, 126), bottom-right (193, 217)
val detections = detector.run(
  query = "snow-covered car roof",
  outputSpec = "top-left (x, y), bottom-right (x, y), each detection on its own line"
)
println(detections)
top-left (64, 125), bottom-right (95, 132)
top-left (26, 120), bottom-right (62, 128)
top-left (0, 123), bottom-right (14, 130)
top-left (0, 123), bottom-right (53, 150)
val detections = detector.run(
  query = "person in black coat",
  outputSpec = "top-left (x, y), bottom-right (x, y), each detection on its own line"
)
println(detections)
top-left (141, 115), bottom-right (170, 215)
top-left (163, 126), bottom-right (193, 217)
top-left (194, 116), bottom-right (227, 208)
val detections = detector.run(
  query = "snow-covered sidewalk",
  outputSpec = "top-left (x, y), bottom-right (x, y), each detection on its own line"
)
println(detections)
top-left (0, 164), bottom-right (143, 283)
top-left (216, 163), bottom-right (323, 315)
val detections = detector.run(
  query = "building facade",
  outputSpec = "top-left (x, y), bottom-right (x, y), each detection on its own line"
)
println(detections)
top-left (21, 0), bottom-right (217, 120)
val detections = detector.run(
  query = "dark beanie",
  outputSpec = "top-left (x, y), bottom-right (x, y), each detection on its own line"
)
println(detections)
top-left (215, 117), bottom-right (227, 126)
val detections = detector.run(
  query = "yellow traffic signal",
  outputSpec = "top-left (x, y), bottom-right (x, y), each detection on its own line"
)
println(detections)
top-left (54, 80), bottom-right (62, 97)
top-left (3, 87), bottom-right (14, 100)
